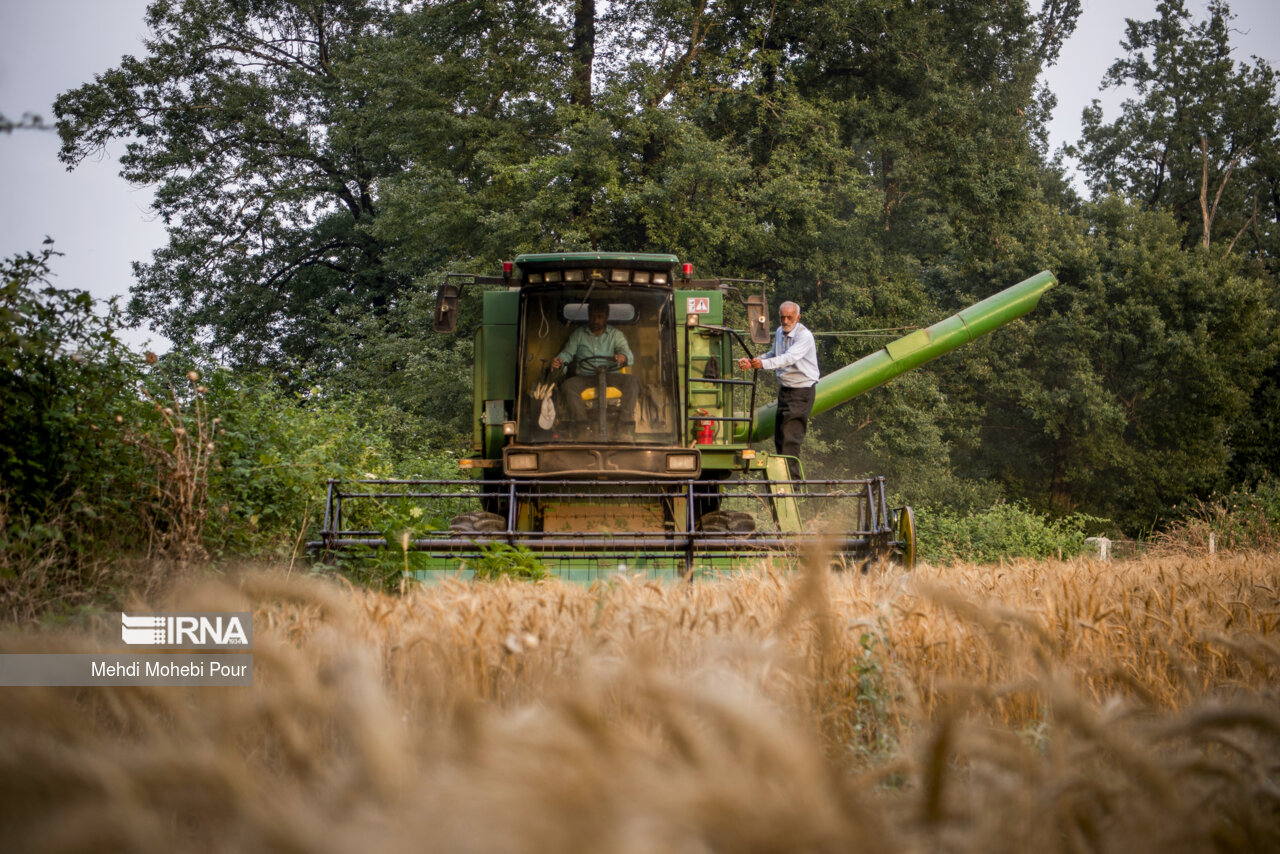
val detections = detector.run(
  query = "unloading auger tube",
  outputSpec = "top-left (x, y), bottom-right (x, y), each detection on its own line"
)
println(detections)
top-left (740, 270), bottom-right (1057, 442)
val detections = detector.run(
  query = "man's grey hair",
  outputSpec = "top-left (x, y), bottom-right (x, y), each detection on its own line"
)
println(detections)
top-left (779, 300), bottom-right (800, 315)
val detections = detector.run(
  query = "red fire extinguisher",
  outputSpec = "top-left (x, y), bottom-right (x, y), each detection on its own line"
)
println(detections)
top-left (695, 410), bottom-right (715, 444)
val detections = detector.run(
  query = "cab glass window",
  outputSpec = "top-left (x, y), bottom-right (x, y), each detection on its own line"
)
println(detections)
top-left (516, 286), bottom-right (678, 445)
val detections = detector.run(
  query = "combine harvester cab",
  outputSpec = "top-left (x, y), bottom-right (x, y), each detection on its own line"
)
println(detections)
top-left (313, 254), bottom-right (1055, 580)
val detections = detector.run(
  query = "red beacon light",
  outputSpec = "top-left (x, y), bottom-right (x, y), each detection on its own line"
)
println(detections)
top-left (502, 260), bottom-right (514, 279)
top-left (681, 262), bottom-right (693, 281)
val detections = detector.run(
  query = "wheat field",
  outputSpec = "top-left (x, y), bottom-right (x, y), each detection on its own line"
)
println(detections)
top-left (2, 552), bottom-right (1278, 853)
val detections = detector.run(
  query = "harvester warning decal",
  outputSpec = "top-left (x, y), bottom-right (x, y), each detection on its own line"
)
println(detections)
top-left (686, 297), bottom-right (710, 314)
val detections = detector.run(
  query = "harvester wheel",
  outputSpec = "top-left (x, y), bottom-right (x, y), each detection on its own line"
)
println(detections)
top-left (892, 506), bottom-right (917, 569)
top-left (698, 510), bottom-right (755, 534)
top-left (698, 511), bottom-right (728, 533)
top-left (450, 511), bottom-right (507, 533)
top-left (449, 511), bottom-right (480, 532)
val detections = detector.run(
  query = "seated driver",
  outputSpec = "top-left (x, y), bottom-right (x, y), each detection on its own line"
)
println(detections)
top-left (552, 300), bottom-right (639, 432)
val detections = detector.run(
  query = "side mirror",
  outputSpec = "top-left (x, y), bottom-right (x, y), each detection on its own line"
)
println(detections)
top-left (433, 283), bottom-right (460, 333)
top-left (746, 293), bottom-right (770, 344)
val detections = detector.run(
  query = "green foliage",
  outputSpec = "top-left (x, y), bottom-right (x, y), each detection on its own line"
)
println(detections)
top-left (325, 286), bottom-right (476, 451)
top-left (1230, 357), bottom-right (1280, 486)
top-left (844, 628), bottom-right (898, 763)
top-left (0, 245), bottom-right (151, 620)
top-left (54, 0), bottom-right (398, 368)
top-left (199, 372), bottom-right (464, 558)
top-left (338, 554), bottom-right (410, 595)
top-left (0, 112), bottom-right (50, 133)
top-left (55, 0), bottom-right (1079, 363)
top-left (465, 542), bottom-right (548, 582)
top-left (127, 370), bottom-right (219, 563)
top-left (0, 241), bottom-right (140, 530)
top-left (917, 502), bottom-right (1110, 566)
top-left (926, 196), bottom-right (1279, 531)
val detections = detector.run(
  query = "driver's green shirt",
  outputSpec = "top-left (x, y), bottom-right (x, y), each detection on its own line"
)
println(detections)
top-left (556, 325), bottom-right (634, 375)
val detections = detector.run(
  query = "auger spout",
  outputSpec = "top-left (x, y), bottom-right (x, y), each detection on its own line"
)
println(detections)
top-left (742, 270), bottom-right (1056, 442)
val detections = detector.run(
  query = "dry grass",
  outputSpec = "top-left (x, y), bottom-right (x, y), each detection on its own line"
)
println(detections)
top-left (127, 374), bottom-right (217, 564)
top-left (2, 552), bottom-right (1278, 853)
top-left (0, 489), bottom-right (129, 625)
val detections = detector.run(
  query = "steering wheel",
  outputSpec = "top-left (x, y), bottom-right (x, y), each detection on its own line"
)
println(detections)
top-left (577, 354), bottom-right (621, 374)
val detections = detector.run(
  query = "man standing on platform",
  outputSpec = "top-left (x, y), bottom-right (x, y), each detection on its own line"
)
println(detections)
top-left (737, 301), bottom-right (819, 480)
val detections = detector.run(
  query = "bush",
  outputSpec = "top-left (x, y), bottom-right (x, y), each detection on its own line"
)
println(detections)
top-left (198, 370), bottom-right (466, 560)
top-left (1152, 481), bottom-right (1280, 554)
top-left (465, 542), bottom-right (548, 581)
top-left (0, 242), bottom-right (140, 529)
top-left (917, 501), bottom-right (1111, 565)
top-left (0, 244), bottom-right (154, 620)
top-left (0, 244), bottom-right (485, 613)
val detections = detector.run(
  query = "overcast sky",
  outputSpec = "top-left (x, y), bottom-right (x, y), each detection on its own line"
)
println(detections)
top-left (2, 0), bottom-right (1278, 351)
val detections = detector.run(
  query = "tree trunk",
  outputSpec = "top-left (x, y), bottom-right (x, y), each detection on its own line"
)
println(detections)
top-left (571, 0), bottom-right (595, 108)
top-left (1048, 441), bottom-right (1074, 512)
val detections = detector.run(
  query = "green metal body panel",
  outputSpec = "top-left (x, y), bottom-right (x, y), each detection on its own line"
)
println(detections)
top-left (764, 455), bottom-right (802, 531)
top-left (676, 290), bottom-right (736, 450)
top-left (473, 290), bottom-right (519, 453)
top-left (743, 270), bottom-right (1057, 441)
top-left (695, 447), bottom-right (767, 472)
top-left (674, 290), bottom-right (725, 325)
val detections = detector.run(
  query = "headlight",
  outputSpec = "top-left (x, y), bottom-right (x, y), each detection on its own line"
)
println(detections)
top-left (666, 453), bottom-right (699, 472)
top-left (507, 453), bottom-right (539, 472)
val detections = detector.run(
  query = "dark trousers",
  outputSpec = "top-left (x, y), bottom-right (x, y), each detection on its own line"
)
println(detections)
top-left (775, 384), bottom-right (815, 480)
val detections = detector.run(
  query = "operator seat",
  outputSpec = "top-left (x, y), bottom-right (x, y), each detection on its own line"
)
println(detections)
top-left (578, 366), bottom-right (629, 422)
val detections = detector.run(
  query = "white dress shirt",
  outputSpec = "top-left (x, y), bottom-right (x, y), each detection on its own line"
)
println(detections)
top-left (759, 321), bottom-right (819, 388)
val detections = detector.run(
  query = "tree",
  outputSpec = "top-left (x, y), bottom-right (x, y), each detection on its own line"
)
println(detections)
top-left (962, 198), bottom-right (1278, 530)
top-left (55, 0), bottom-right (397, 368)
top-left (1069, 0), bottom-right (1280, 515)
top-left (56, 0), bottom-right (1106, 494)
top-left (1074, 0), bottom-right (1280, 261)
top-left (55, 0), bottom-right (1079, 369)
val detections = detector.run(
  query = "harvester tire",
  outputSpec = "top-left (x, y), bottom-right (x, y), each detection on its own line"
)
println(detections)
top-left (698, 510), bottom-right (755, 534)
top-left (450, 511), bottom-right (507, 533)
top-left (449, 511), bottom-right (480, 532)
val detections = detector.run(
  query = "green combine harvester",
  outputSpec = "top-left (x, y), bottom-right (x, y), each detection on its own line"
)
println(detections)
top-left (311, 254), bottom-right (1055, 580)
